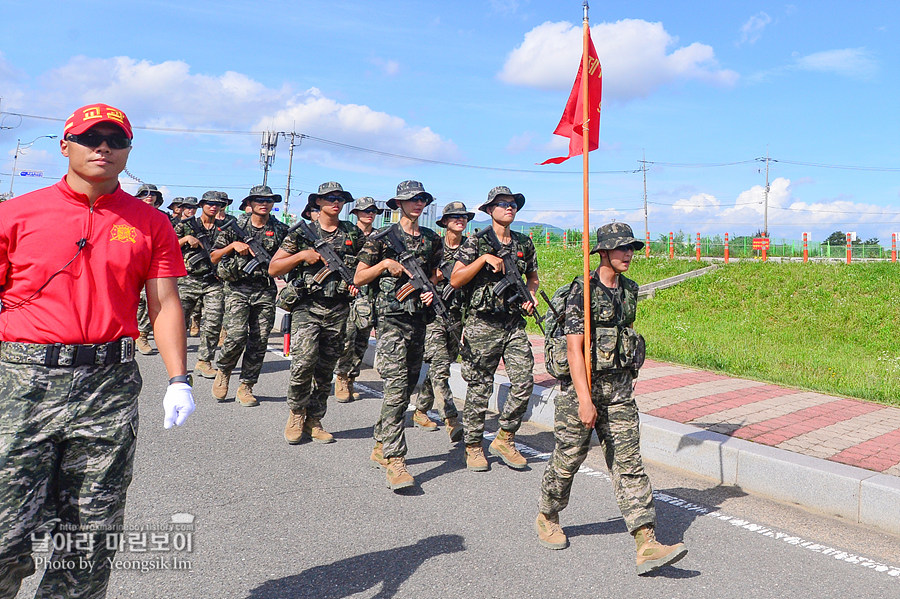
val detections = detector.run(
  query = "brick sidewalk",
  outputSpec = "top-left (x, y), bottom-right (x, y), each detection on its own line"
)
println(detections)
top-left (496, 334), bottom-right (900, 477)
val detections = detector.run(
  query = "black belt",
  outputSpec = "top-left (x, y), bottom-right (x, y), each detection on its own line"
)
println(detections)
top-left (0, 338), bottom-right (136, 367)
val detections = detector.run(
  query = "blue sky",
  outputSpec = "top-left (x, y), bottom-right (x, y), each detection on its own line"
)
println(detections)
top-left (2, 0), bottom-right (899, 243)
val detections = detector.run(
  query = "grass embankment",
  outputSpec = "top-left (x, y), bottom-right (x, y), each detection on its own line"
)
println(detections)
top-left (533, 251), bottom-right (900, 406)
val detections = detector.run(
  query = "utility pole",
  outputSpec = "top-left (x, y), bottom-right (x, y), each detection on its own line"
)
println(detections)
top-left (259, 131), bottom-right (278, 186)
top-left (281, 131), bottom-right (301, 222)
top-left (641, 150), bottom-right (648, 243)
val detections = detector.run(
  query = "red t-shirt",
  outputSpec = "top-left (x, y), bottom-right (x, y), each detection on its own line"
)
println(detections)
top-left (0, 178), bottom-right (186, 344)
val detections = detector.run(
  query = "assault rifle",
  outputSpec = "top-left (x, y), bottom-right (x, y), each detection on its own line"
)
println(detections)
top-left (184, 218), bottom-right (216, 271)
top-left (474, 226), bottom-right (544, 334)
top-left (291, 220), bottom-right (357, 288)
top-left (219, 218), bottom-right (273, 275)
top-left (369, 224), bottom-right (452, 323)
top-left (439, 261), bottom-right (457, 302)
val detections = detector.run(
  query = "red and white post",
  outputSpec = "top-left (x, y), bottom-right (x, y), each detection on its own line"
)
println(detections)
top-left (695, 232), bottom-right (701, 262)
top-left (669, 232), bottom-right (674, 259)
top-left (846, 232), bottom-right (852, 264)
top-left (803, 232), bottom-right (808, 263)
top-left (892, 233), bottom-right (897, 263)
top-left (645, 231), bottom-right (650, 258)
top-left (563, 230), bottom-right (568, 248)
top-left (546, 229), bottom-right (551, 247)
top-left (724, 232), bottom-right (729, 264)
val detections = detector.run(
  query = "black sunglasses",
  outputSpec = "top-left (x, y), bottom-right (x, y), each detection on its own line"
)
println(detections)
top-left (66, 132), bottom-right (132, 150)
top-left (359, 208), bottom-right (379, 214)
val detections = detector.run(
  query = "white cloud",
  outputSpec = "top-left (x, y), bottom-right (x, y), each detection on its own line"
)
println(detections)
top-left (498, 20), bottom-right (738, 101)
top-left (673, 193), bottom-right (720, 213)
top-left (738, 12), bottom-right (772, 46)
top-left (368, 56), bottom-right (400, 76)
top-left (505, 132), bottom-right (533, 153)
top-left (257, 88), bottom-right (458, 163)
top-left (793, 48), bottom-right (877, 79)
top-left (18, 56), bottom-right (455, 166)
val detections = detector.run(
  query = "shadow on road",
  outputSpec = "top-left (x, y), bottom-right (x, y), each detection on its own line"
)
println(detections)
top-left (244, 534), bottom-right (466, 599)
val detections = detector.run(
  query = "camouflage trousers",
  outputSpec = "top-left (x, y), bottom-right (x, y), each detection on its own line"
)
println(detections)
top-left (460, 314), bottom-right (534, 445)
top-left (373, 314), bottom-right (427, 459)
top-left (334, 299), bottom-right (373, 379)
top-left (287, 299), bottom-right (351, 419)
top-left (136, 289), bottom-right (151, 335)
top-left (414, 314), bottom-right (461, 420)
top-left (178, 275), bottom-right (224, 362)
top-left (216, 283), bottom-right (276, 386)
top-left (538, 371), bottom-right (656, 533)
top-left (0, 357), bottom-right (141, 599)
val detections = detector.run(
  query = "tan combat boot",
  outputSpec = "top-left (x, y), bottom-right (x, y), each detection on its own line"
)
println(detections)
top-left (304, 417), bottom-right (335, 444)
top-left (412, 409), bottom-right (438, 431)
top-left (236, 382), bottom-right (259, 407)
top-left (633, 525), bottom-right (688, 575)
top-left (385, 456), bottom-right (415, 491)
top-left (445, 416), bottom-right (463, 443)
top-left (284, 409), bottom-right (306, 445)
top-left (536, 513), bottom-right (569, 550)
top-left (489, 429), bottom-right (528, 470)
top-left (194, 360), bottom-right (217, 379)
top-left (135, 333), bottom-right (153, 355)
top-left (348, 378), bottom-right (360, 400)
top-left (217, 328), bottom-right (226, 347)
top-left (370, 442), bottom-right (388, 470)
top-left (465, 443), bottom-right (489, 472)
top-left (335, 375), bottom-right (352, 403)
top-left (211, 370), bottom-right (230, 401)
top-left (189, 315), bottom-right (200, 337)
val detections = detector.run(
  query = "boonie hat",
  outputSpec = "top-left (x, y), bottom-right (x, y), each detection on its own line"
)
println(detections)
top-left (305, 181), bottom-right (353, 216)
top-left (64, 103), bottom-right (133, 139)
top-left (589, 222), bottom-right (645, 254)
top-left (350, 196), bottom-right (384, 215)
top-left (180, 196), bottom-right (199, 209)
top-left (307, 181), bottom-right (353, 204)
top-left (242, 184), bottom-right (283, 204)
top-left (477, 186), bottom-right (525, 214)
top-left (200, 190), bottom-right (229, 206)
top-left (386, 180), bottom-right (434, 210)
top-left (436, 201), bottom-right (475, 228)
top-left (136, 183), bottom-right (164, 207)
top-left (301, 204), bottom-right (321, 221)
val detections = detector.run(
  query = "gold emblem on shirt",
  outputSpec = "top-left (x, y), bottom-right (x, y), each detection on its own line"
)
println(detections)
top-left (109, 224), bottom-right (137, 244)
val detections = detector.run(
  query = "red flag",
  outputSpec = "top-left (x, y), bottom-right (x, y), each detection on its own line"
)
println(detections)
top-left (540, 31), bottom-right (602, 165)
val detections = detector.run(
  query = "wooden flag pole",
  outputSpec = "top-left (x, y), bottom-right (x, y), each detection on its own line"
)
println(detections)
top-left (581, 1), bottom-right (592, 389)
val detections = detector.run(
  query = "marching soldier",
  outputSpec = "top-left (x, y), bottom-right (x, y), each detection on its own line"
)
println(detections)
top-left (135, 183), bottom-right (166, 355)
top-left (269, 182), bottom-right (365, 444)
top-left (174, 190), bottom-right (228, 379)
top-left (334, 196), bottom-right (383, 402)
top-left (451, 186), bottom-right (538, 472)
top-left (412, 201), bottom-right (474, 442)
top-left (210, 185), bottom-right (288, 406)
top-left (168, 197), bottom-right (184, 226)
top-left (536, 223), bottom-right (688, 575)
top-left (355, 180), bottom-right (442, 491)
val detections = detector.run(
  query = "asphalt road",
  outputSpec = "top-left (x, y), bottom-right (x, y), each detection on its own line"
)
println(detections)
top-left (16, 337), bottom-right (900, 599)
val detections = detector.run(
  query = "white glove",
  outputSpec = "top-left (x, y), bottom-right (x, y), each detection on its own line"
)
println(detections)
top-left (163, 383), bottom-right (195, 429)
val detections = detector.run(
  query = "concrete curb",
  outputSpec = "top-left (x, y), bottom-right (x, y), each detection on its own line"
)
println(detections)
top-left (361, 339), bottom-right (900, 536)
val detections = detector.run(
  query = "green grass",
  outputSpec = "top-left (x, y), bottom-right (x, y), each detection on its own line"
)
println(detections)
top-left (532, 251), bottom-right (900, 405)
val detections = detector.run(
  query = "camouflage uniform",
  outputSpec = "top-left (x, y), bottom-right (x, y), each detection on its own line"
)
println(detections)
top-left (456, 230), bottom-right (537, 444)
top-left (414, 236), bottom-right (467, 420)
top-left (538, 272), bottom-right (656, 533)
top-left (359, 225), bottom-right (442, 459)
top-left (0, 354), bottom-right (141, 599)
top-left (214, 213), bottom-right (288, 385)
top-left (136, 290), bottom-right (152, 336)
top-left (280, 220), bottom-right (364, 419)
top-left (334, 294), bottom-right (374, 381)
top-left (174, 215), bottom-right (225, 362)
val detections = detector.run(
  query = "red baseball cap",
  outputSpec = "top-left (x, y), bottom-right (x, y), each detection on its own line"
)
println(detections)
top-left (64, 103), bottom-right (133, 139)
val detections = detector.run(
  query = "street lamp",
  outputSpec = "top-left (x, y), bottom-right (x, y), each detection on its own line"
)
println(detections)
top-left (9, 134), bottom-right (57, 197)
